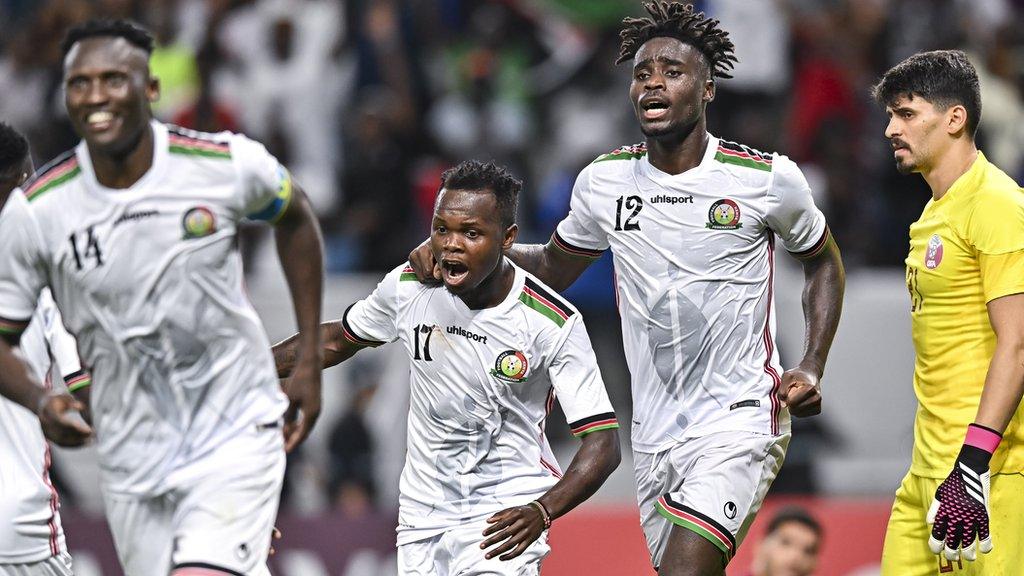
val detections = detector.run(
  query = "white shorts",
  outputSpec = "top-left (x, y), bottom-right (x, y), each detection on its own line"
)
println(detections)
top-left (398, 519), bottom-right (550, 576)
top-left (103, 426), bottom-right (285, 576)
top-left (634, 430), bottom-right (789, 568)
top-left (0, 552), bottom-right (74, 576)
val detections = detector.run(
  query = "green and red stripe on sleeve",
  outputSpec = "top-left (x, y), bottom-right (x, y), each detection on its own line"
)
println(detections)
top-left (568, 412), bottom-right (619, 438)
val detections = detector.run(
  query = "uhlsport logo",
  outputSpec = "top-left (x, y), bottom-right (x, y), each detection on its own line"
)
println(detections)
top-left (491, 350), bottom-right (529, 383)
top-left (182, 206), bottom-right (217, 239)
top-left (925, 233), bottom-right (943, 269)
top-left (706, 199), bottom-right (742, 229)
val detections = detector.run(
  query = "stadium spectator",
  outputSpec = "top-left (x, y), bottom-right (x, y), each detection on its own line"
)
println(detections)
top-left (745, 507), bottom-right (823, 576)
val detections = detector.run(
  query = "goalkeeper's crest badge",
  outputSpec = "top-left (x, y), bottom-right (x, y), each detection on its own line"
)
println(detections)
top-left (925, 234), bottom-right (943, 269)
top-left (491, 350), bottom-right (529, 383)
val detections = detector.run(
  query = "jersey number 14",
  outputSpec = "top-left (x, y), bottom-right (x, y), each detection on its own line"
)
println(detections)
top-left (68, 227), bottom-right (105, 271)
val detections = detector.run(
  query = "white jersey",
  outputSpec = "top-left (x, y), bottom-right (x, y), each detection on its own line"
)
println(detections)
top-left (344, 261), bottom-right (618, 545)
top-left (0, 121), bottom-right (291, 496)
top-left (0, 289), bottom-right (82, 564)
top-left (554, 136), bottom-right (828, 453)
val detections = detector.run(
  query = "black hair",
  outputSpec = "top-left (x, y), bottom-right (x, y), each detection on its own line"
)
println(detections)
top-left (766, 506), bottom-right (823, 539)
top-left (61, 19), bottom-right (155, 60)
top-left (616, 1), bottom-right (737, 80)
top-left (871, 50), bottom-right (982, 138)
top-left (439, 160), bottom-right (522, 228)
top-left (0, 122), bottom-right (29, 174)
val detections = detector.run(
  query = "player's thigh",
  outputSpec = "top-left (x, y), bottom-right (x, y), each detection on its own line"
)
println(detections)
top-left (397, 536), bottom-right (445, 576)
top-left (0, 553), bottom-right (75, 576)
top-left (647, 432), bottom-right (788, 568)
top-left (880, 472), bottom-right (940, 576)
top-left (103, 491), bottom-right (175, 576)
top-left (447, 521), bottom-right (549, 576)
top-left (658, 524), bottom-right (726, 576)
top-left (171, 430), bottom-right (286, 576)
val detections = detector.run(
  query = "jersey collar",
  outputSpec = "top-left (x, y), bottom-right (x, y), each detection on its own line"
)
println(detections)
top-left (639, 134), bottom-right (719, 185)
top-left (77, 120), bottom-right (170, 197)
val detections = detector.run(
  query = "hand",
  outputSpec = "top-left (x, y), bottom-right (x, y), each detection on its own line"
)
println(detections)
top-left (927, 433), bottom-right (995, 561)
top-left (407, 239), bottom-right (441, 285)
top-left (777, 366), bottom-right (822, 417)
top-left (37, 393), bottom-right (93, 447)
top-left (269, 526), bottom-right (282, 556)
top-left (480, 505), bottom-right (546, 561)
top-left (280, 359), bottom-right (322, 453)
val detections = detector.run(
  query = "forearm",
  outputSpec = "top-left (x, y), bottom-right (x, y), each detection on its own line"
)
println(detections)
top-left (506, 241), bottom-right (589, 292)
top-left (537, 429), bottom-right (620, 520)
top-left (974, 340), bottom-right (1024, 434)
top-left (273, 321), bottom-right (356, 377)
top-left (275, 193), bottom-right (324, 365)
top-left (0, 340), bottom-right (47, 414)
top-left (797, 238), bottom-right (845, 375)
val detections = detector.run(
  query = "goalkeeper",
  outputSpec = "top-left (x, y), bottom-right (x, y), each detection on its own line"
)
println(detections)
top-left (872, 50), bottom-right (1024, 574)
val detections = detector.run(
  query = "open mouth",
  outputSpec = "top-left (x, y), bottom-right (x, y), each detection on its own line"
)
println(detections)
top-left (441, 259), bottom-right (470, 286)
top-left (640, 99), bottom-right (670, 120)
top-left (85, 111), bottom-right (116, 132)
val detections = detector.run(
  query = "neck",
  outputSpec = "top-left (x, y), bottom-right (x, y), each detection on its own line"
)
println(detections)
top-left (645, 119), bottom-right (709, 175)
top-left (89, 122), bottom-right (155, 189)
top-left (921, 140), bottom-right (978, 200)
top-left (459, 258), bottom-right (515, 310)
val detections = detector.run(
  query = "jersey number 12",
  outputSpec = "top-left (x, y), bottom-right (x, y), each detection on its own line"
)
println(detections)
top-left (615, 195), bottom-right (643, 231)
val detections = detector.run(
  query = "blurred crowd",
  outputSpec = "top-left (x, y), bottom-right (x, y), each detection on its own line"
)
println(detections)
top-left (1, 0), bottom-right (1023, 515)
top-left (1, 0), bottom-right (1021, 273)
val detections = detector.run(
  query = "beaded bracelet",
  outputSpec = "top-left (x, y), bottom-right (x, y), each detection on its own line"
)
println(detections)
top-left (528, 500), bottom-right (552, 530)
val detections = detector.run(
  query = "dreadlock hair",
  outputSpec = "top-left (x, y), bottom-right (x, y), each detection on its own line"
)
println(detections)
top-left (61, 19), bottom-right (155, 60)
top-left (0, 122), bottom-right (29, 174)
top-left (616, 1), bottom-right (737, 80)
top-left (439, 160), bottom-right (522, 229)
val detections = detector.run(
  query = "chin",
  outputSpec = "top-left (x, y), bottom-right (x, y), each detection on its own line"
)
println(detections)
top-left (895, 160), bottom-right (917, 175)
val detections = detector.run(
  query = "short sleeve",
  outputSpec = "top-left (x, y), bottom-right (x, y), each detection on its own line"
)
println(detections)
top-left (764, 155), bottom-right (829, 257)
top-left (341, 264), bottom-right (408, 347)
top-left (548, 315), bottom-right (619, 438)
top-left (964, 188), bottom-right (1024, 255)
top-left (0, 192), bottom-right (48, 340)
top-left (552, 165), bottom-right (609, 259)
top-left (979, 250), bottom-right (1024, 303)
top-left (231, 134), bottom-right (294, 223)
top-left (37, 289), bottom-right (89, 390)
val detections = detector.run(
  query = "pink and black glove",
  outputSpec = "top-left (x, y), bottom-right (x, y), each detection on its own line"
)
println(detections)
top-left (927, 423), bottom-right (1001, 561)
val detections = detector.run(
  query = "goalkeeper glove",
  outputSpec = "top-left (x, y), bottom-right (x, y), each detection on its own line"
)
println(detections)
top-left (927, 423), bottom-right (1001, 561)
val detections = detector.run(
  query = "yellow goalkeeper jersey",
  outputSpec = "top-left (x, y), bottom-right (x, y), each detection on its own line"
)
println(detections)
top-left (905, 152), bottom-right (1024, 477)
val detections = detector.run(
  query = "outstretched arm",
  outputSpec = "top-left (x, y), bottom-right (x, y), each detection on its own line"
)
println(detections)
top-left (272, 182), bottom-right (325, 452)
top-left (409, 236), bottom-right (594, 292)
top-left (480, 428), bottom-right (621, 560)
top-left (273, 320), bottom-right (362, 377)
top-left (0, 338), bottom-right (92, 446)
top-left (778, 235), bottom-right (845, 417)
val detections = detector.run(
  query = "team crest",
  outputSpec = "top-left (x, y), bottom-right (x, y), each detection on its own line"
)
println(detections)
top-left (182, 206), bottom-right (217, 239)
top-left (491, 350), bottom-right (529, 383)
top-left (925, 234), bottom-right (943, 269)
top-left (706, 199), bottom-right (743, 230)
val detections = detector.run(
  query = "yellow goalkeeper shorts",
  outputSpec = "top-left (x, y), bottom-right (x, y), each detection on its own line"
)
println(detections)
top-left (881, 471), bottom-right (1024, 575)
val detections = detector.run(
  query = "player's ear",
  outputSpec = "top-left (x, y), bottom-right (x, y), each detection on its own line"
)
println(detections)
top-left (703, 79), bottom-right (715, 104)
top-left (946, 104), bottom-right (968, 136)
top-left (502, 223), bottom-right (518, 251)
top-left (147, 75), bottom-right (161, 104)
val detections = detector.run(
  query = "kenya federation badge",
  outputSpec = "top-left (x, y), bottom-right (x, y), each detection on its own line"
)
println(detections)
top-left (491, 350), bottom-right (529, 383)
top-left (706, 199), bottom-right (743, 230)
top-left (182, 206), bottom-right (217, 239)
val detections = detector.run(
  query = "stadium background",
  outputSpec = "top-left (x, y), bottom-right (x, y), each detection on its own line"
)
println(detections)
top-left (2, 0), bottom-right (1023, 574)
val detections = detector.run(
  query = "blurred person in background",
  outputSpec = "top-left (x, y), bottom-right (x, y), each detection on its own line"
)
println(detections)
top-left (874, 50), bottom-right (1024, 573)
top-left (744, 507), bottom-right (822, 576)
top-left (0, 121), bottom-right (88, 576)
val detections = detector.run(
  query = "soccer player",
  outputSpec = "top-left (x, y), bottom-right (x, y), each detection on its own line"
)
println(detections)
top-left (0, 122), bottom-right (87, 576)
top-left (274, 161), bottom-right (622, 575)
top-left (745, 507), bottom-right (822, 576)
top-left (410, 3), bottom-right (845, 574)
top-left (0, 20), bottom-right (325, 576)
top-left (874, 50), bottom-right (1024, 573)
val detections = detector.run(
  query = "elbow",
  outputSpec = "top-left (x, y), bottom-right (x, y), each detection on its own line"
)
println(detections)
top-left (600, 429), bottom-right (622, 476)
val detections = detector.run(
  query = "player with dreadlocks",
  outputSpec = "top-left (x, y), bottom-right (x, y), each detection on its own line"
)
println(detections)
top-left (410, 2), bottom-right (845, 573)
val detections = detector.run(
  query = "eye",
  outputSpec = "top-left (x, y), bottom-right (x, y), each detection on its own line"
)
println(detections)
top-left (665, 69), bottom-right (682, 78)
top-left (466, 229), bottom-right (479, 239)
top-left (635, 71), bottom-right (650, 81)
top-left (68, 77), bottom-right (88, 91)
top-left (434, 225), bottom-right (447, 234)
